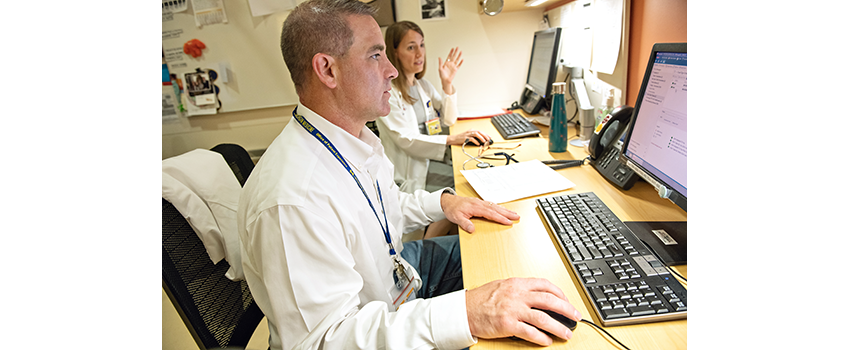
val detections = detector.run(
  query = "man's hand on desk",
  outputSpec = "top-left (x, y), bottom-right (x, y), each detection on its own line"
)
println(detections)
top-left (465, 278), bottom-right (581, 346)
top-left (439, 192), bottom-right (519, 233)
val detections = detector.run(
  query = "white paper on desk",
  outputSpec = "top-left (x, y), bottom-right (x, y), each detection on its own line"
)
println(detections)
top-left (460, 159), bottom-right (575, 204)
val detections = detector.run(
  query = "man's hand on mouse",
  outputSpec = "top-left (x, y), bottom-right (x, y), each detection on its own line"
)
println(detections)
top-left (447, 129), bottom-right (491, 146)
top-left (465, 277), bottom-right (582, 346)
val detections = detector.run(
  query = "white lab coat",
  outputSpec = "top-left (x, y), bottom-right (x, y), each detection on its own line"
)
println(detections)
top-left (238, 103), bottom-right (475, 350)
top-left (376, 78), bottom-right (458, 193)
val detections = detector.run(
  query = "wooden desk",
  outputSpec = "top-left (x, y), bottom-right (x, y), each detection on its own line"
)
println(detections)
top-left (450, 112), bottom-right (687, 349)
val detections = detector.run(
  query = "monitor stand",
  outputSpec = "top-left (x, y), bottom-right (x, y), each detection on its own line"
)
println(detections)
top-left (624, 221), bottom-right (687, 266)
top-left (568, 79), bottom-right (594, 148)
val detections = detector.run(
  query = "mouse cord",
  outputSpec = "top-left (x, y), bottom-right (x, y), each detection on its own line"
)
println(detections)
top-left (579, 319), bottom-right (633, 350)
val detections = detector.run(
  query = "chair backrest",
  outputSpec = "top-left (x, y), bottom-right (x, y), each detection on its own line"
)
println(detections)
top-left (163, 199), bottom-right (264, 349)
top-left (211, 143), bottom-right (254, 187)
top-left (162, 143), bottom-right (262, 349)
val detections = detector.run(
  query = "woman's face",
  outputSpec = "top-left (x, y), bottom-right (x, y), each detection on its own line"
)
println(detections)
top-left (396, 29), bottom-right (425, 77)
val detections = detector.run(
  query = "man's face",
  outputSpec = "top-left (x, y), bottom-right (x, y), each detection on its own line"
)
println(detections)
top-left (335, 15), bottom-right (398, 121)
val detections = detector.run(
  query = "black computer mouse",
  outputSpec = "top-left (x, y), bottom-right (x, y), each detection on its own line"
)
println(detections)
top-left (536, 308), bottom-right (578, 331)
top-left (510, 308), bottom-right (579, 343)
top-left (488, 139), bottom-right (494, 145)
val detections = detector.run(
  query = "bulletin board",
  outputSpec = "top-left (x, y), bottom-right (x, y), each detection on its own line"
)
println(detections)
top-left (162, 0), bottom-right (298, 114)
top-left (546, 0), bottom-right (629, 107)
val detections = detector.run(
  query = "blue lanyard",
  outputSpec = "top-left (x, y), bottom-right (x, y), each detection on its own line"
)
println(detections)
top-left (292, 108), bottom-right (397, 256)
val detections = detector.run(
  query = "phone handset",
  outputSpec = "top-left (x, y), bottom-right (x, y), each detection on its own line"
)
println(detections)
top-left (588, 106), bottom-right (639, 190)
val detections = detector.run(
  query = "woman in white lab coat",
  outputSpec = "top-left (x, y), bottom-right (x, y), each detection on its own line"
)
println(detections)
top-left (377, 21), bottom-right (491, 196)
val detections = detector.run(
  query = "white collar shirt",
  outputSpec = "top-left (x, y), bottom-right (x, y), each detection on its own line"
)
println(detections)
top-left (237, 103), bottom-right (476, 350)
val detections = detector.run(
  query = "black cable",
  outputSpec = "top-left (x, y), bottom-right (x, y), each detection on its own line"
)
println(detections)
top-left (580, 319), bottom-right (633, 350)
top-left (562, 72), bottom-right (578, 123)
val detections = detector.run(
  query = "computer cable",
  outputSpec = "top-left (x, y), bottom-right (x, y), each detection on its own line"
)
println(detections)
top-left (562, 72), bottom-right (578, 123)
top-left (542, 158), bottom-right (586, 170)
top-left (579, 319), bottom-right (634, 350)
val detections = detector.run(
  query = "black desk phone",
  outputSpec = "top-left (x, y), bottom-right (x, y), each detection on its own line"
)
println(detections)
top-left (588, 106), bottom-right (639, 190)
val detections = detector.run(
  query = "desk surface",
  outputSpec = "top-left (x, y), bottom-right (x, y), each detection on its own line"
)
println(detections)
top-left (450, 112), bottom-right (687, 350)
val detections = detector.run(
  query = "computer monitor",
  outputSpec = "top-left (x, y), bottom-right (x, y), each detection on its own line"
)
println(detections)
top-left (618, 42), bottom-right (686, 266)
top-left (519, 28), bottom-right (562, 115)
top-left (620, 42), bottom-right (687, 212)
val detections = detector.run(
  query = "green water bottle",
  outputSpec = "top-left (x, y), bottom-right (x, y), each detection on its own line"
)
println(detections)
top-left (549, 82), bottom-right (568, 152)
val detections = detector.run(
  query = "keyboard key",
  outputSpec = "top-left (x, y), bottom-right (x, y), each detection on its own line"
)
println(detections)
top-left (629, 305), bottom-right (656, 316)
top-left (590, 287), bottom-right (607, 302)
top-left (667, 293), bottom-right (680, 303)
top-left (602, 308), bottom-right (630, 319)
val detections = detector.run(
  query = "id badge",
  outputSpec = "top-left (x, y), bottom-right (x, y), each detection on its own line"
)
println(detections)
top-left (390, 258), bottom-right (421, 311)
top-left (425, 117), bottom-right (442, 135)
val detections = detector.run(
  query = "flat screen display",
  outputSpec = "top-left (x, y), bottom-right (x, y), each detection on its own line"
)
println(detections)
top-left (525, 28), bottom-right (561, 98)
top-left (622, 45), bottom-right (687, 206)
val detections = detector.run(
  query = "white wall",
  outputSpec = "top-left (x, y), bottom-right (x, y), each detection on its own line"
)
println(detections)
top-left (162, 2), bottom-right (545, 159)
top-left (391, 0), bottom-right (544, 111)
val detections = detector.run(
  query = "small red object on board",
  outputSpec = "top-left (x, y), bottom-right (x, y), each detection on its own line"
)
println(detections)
top-left (183, 39), bottom-right (206, 58)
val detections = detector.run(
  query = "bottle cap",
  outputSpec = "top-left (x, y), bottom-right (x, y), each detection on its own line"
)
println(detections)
top-left (552, 82), bottom-right (567, 95)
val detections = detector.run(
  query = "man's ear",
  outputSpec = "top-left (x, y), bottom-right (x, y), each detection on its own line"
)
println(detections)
top-left (312, 53), bottom-right (338, 89)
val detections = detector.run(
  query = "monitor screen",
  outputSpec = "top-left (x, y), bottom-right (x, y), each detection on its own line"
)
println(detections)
top-left (621, 43), bottom-right (687, 211)
top-left (525, 28), bottom-right (561, 99)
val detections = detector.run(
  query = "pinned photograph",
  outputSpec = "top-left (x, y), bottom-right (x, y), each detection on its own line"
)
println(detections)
top-left (420, 0), bottom-right (447, 20)
top-left (183, 71), bottom-right (216, 106)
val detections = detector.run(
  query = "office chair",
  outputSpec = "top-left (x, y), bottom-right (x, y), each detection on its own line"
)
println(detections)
top-left (366, 120), bottom-right (380, 137)
top-left (162, 144), bottom-right (264, 349)
top-left (210, 143), bottom-right (254, 186)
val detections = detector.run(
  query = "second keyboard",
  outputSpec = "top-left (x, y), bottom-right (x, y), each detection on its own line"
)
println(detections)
top-left (490, 112), bottom-right (541, 139)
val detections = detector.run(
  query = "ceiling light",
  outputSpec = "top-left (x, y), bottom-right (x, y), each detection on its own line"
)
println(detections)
top-left (524, 0), bottom-right (548, 7)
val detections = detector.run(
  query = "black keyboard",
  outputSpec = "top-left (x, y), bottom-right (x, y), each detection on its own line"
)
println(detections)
top-left (536, 192), bottom-right (687, 326)
top-left (490, 113), bottom-right (540, 139)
